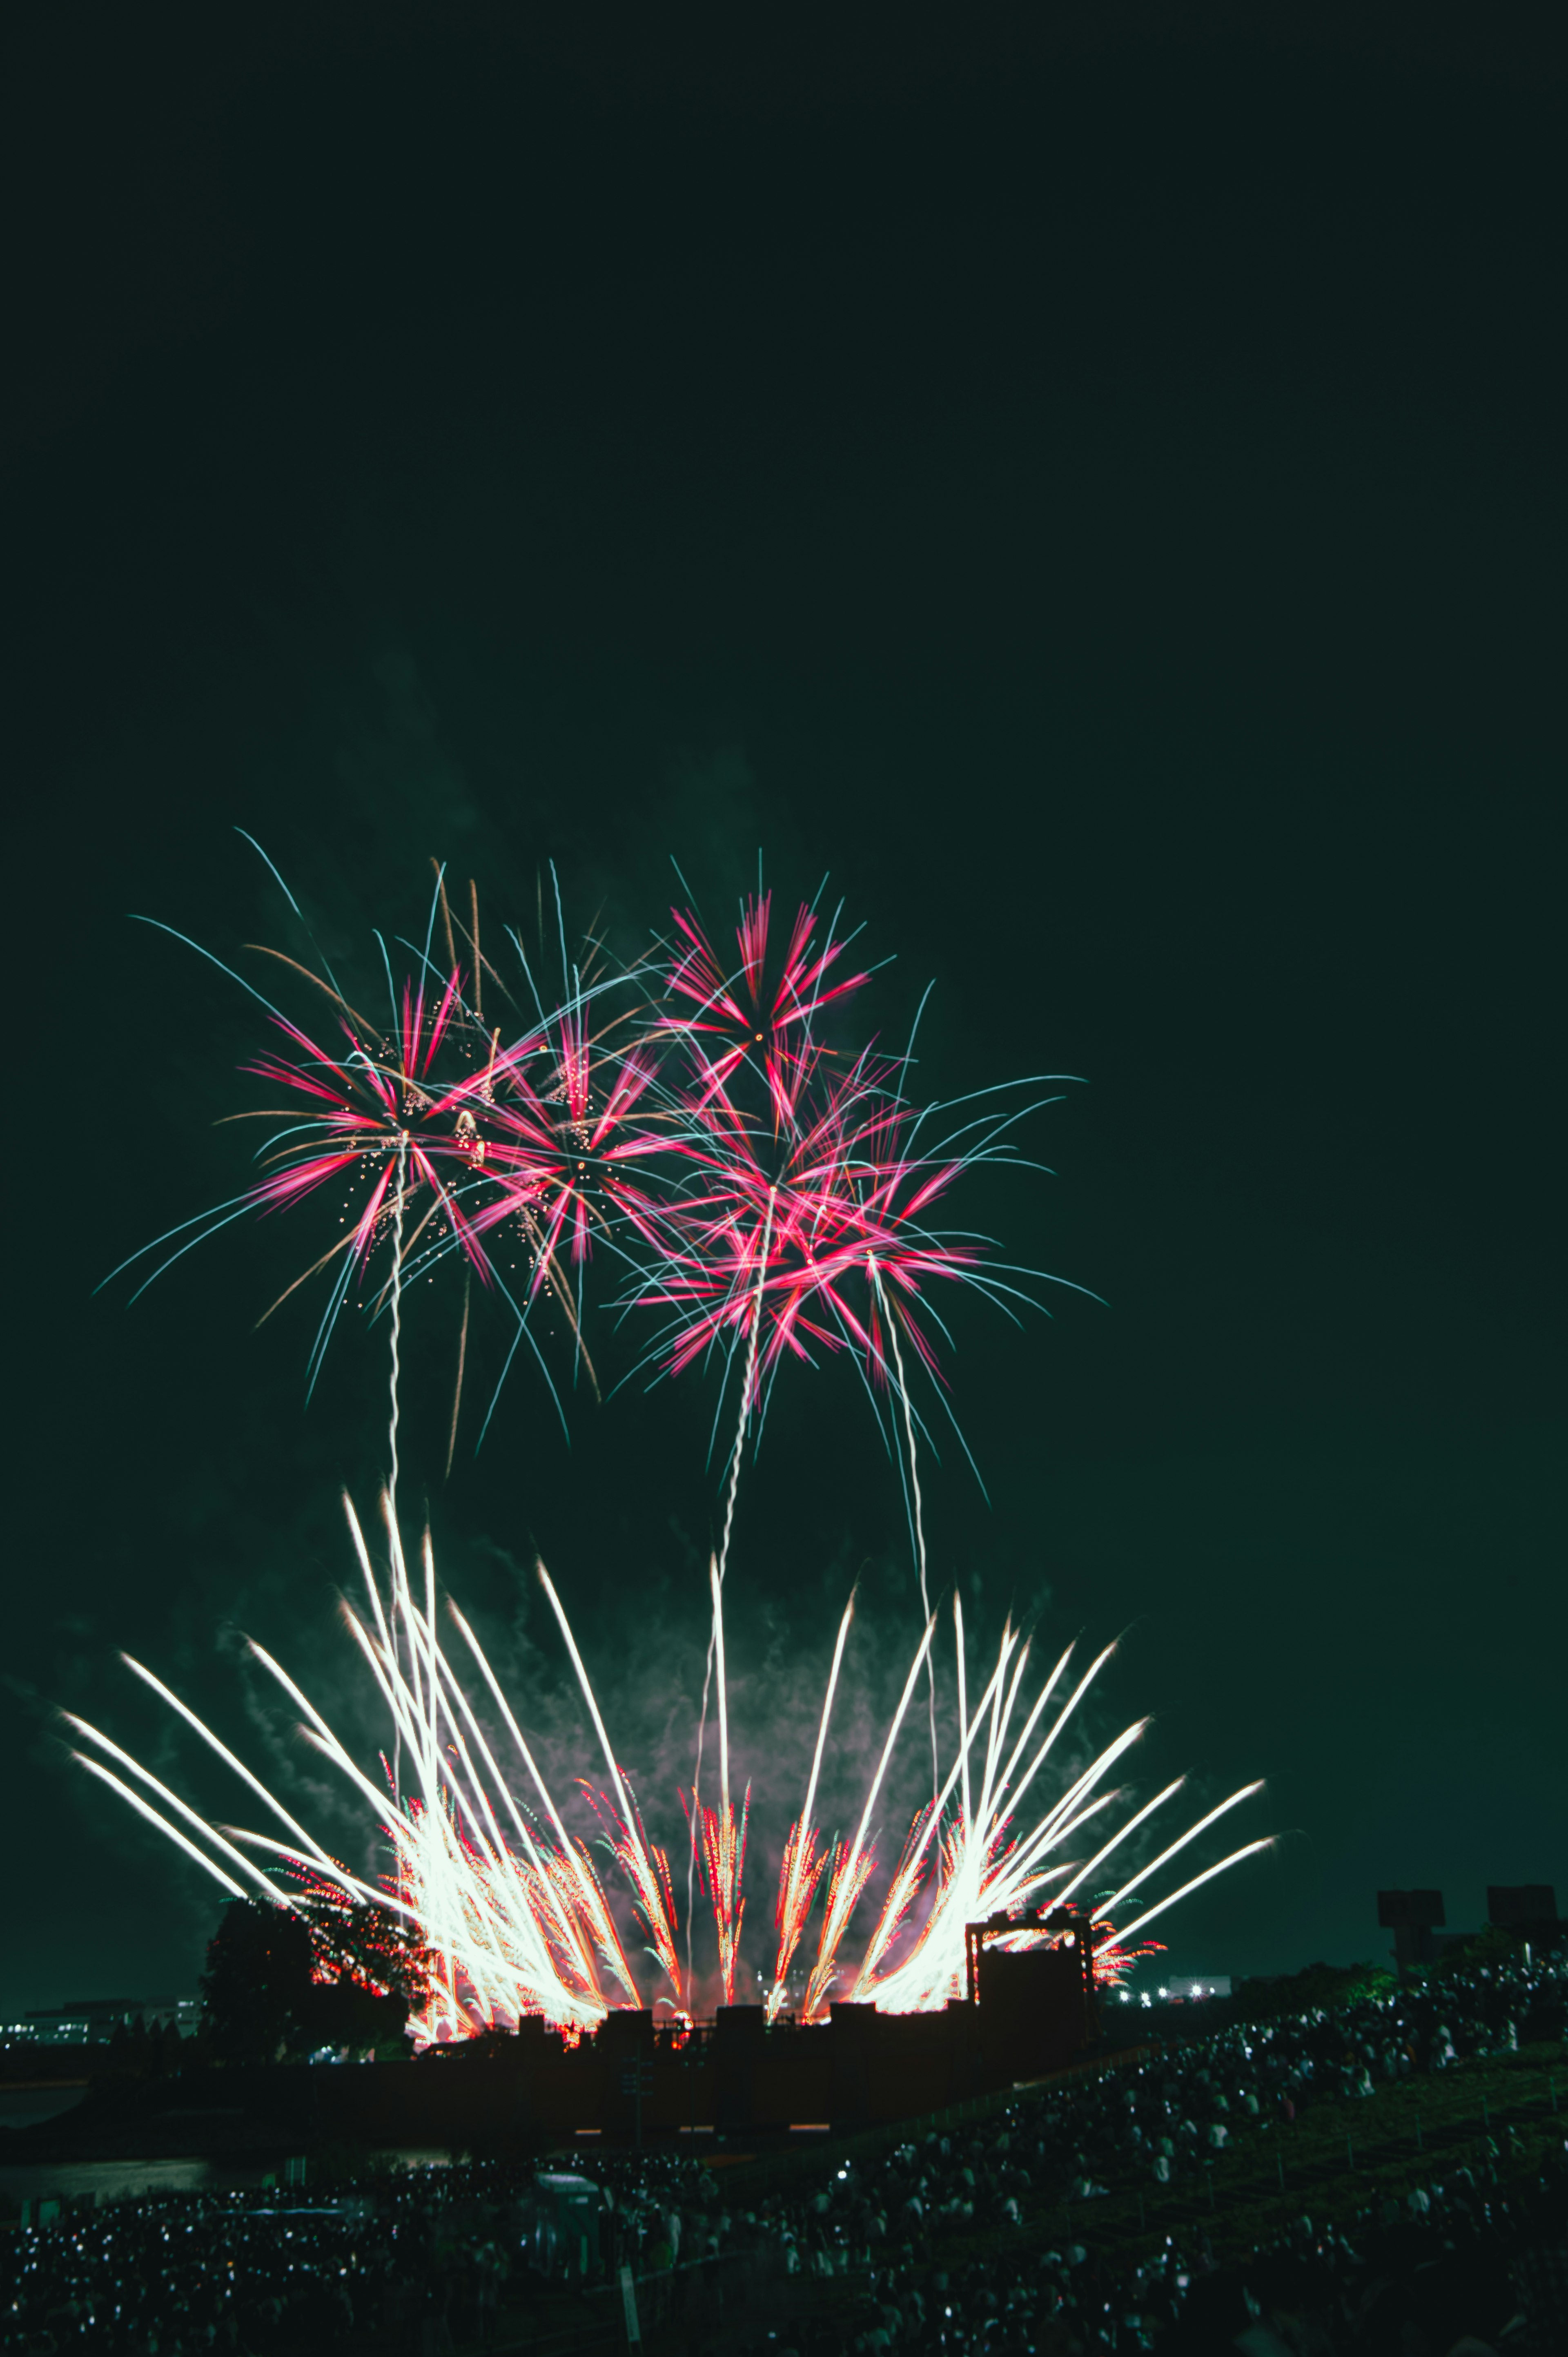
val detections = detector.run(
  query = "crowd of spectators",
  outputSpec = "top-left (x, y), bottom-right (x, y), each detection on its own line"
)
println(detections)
top-left (726, 1942), bottom-right (1567, 2353)
top-left (2, 1946), bottom-right (1563, 2355)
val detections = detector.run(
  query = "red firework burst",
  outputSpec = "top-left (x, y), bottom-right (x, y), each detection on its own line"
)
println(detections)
top-left (460, 1022), bottom-right (678, 1301)
top-left (631, 1043), bottom-right (987, 1430)
top-left (106, 867), bottom-right (670, 1424)
top-left (660, 892), bottom-right (871, 1128)
top-left (238, 961), bottom-right (510, 1295)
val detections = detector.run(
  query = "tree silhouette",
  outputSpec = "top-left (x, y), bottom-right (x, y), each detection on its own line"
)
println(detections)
top-left (200, 1897), bottom-right (422, 2061)
top-left (201, 1900), bottom-right (314, 2064)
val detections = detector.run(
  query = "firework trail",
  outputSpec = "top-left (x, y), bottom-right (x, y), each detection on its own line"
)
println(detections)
top-left (690, 1787), bottom-right (750, 2011)
top-left (586, 1786), bottom-right (681, 2001)
top-left (681, 1182), bottom-right (775, 2003)
top-left (73, 1497), bottom-right (656, 2036)
top-left (652, 887), bottom-right (877, 2001)
top-left (385, 1139), bottom-right (412, 1800)
top-left (535, 1558), bottom-right (682, 2002)
top-left (801, 1608), bottom-right (936, 2020)
top-left (767, 1588), bottom-right (854, 2023)
top-left (640, 1039), bottom-right (1076, 1951)
top-left (86, 855), bottom-right (1265, 2026)
top-left (768, 1824), bottom-right (831, 2024)
top-left (871, 1258), bottom-right (936, 1795)
top-left (848, 1595), bottom-right (1268, 2013)
top-left (689, 1556), bottom-right (751, 2008)
top-left (634, 955), bottom-right (1085, 1624)
top-left (70, 1498), bottom-right (1267, 2033)
top-left (644, 897), bottom-right (1063, 1982)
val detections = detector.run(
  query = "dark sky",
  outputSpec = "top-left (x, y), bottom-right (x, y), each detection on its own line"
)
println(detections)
top-left (3, 3), bottom-right (1563, 2016)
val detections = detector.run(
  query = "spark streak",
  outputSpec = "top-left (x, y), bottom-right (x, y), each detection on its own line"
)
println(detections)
top-left (76, 1501), bottom-right (1267, 2036)
top-left (768, 1590), bottom-right (854, 2023)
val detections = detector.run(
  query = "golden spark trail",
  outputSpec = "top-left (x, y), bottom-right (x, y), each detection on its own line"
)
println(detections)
top-left (79, 1501), bottom-right (1269, 2035)
top-left (871, 1257), bottom-right (937, 1799)
top-left (847, 1625), bottom-right (1018, 2002)
top-left (804, 1609), bottom-right (934, 2020)
top-left (536, 1557), bottom-right (681, 2000)
top-left (686, 1186), bottom-right (777, 2000)
top-left (1091, 1780), bottom-right (1267, 1924)
top-left (768, 1590), bottom-right (854, 2021)
top-left (1096, 1837), bottom-right (1276, 1962)
top-left (67, 1727), bottom-right (281, 1904)
top-left (445, 1595), bottom-right (628, 2006)
top-left (445, 1601), bottom-right (619, 1997)
top-left (72, 1755), bottom-right (249, 1900)
top-left (445, 1271), bottom-right (470, 1479)
top-left (118, 1655), bottom-right (350, 1887)
top-left (1052, 1779), bottom-right (1186, 1906)
top-left (698, 1555), bottom-right (751, 2006)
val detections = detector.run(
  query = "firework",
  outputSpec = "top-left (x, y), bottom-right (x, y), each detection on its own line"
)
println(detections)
top-left (102, 858), bottom-right (662, 1455)
top-left (686, 1557), bottom-right (751, 2008)
top-left (632, 1012), bottom-right (1080, 1819)
top-left (534, 1555), bottom-right (683, 2003)
top-left (72, 1496), bottom-right (1267, 2034)
top-left (801, 1608), bottom-right (936, 2020)
top-left (109, 854), bottom-right (1076, 1495)
top-left (766, 1590), bottom-right (853, 2023)
top-left (84, 856), bottom-right (1266, 2037)
top-left (658, 889), bottom-right (873, 1128)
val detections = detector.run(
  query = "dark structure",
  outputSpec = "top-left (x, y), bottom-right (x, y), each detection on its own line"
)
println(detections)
top-left (965, 1905), bottom-right (1098, 2087)
top-left (1487, 1886), bottom-right (1557, 1931)
top-left (517, 2172), bottom-right (602, 2280)
top-left (3, 1914), bottom-right (1101, 2172)
top-left (2, 1998), bottom-right (199, 2046)
top-left (523, 1904), bottom-right (1099, 2142)
top-left (1377, 1884), bottom-right (1565, 1973)
top-left (1377, 1889), bottom-right (1446, 1971)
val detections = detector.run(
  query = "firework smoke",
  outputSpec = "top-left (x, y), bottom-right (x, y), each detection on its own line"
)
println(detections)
top-left (73, 1496), bottom-right (1267, 2032)
top-left (82, 851), bottom-right (1267, 2033)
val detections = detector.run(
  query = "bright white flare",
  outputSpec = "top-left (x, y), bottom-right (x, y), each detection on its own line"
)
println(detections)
top-left (71, 1494), bottom-right (1267, 2036)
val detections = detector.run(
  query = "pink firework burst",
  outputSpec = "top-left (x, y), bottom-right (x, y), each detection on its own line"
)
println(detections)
top-left (240, 966), bottom-right (502, 1290)
top-left (105, 859), bottom-right (668, 1444)
top-left (659, 890), bottom-right (872, 1127)
top-left (457, 1026), bottom-right (678, 1312)
top-left (106, 937), bottom-right (524, 1367)
top-left (633, 877), bottom-right (1084, 1468)
top-left (630, 1037), bottom-right (1042, 1462)
top-left (635, 982), bottom-right (1084, 1840)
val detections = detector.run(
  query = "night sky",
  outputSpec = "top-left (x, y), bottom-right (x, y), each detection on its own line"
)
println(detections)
top-left (4, 5), bottom-right (1563, 2017)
